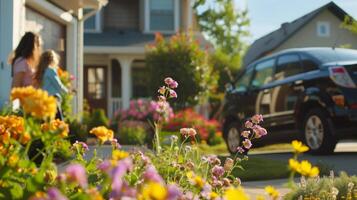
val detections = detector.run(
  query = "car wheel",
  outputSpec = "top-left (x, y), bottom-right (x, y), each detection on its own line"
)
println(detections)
top-left (302, 108), bottom-right (337, 155)
top-left (224, 122), bottom-right (243, 154)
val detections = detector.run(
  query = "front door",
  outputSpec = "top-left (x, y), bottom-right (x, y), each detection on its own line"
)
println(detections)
top-left (84, 66), bottom-right (107, 114)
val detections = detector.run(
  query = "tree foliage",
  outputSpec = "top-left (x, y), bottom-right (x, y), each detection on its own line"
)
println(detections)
top-left (146, 32), bottom-right (217, 108)
top-left (194, 0), bottom-right (250, 91)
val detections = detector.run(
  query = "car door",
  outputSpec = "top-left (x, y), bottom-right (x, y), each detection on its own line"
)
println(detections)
top-left (270, 53), bottom-right (305, 128)
top-left (250, 58), bottom-right (276, 126)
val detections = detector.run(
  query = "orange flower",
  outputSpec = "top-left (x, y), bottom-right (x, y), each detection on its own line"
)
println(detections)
top-left (11, 87), bottom-right (57, 119)
top-left (41, 119), bottom-right (69, 138)
top-left (90, 126), bottom-right (114, 144)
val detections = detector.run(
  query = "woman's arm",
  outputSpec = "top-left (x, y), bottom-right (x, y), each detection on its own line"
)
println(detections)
top-left (11, 72), bottom-right (25, 88)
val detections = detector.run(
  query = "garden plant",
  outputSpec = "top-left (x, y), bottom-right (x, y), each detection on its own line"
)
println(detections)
top-left (1, 77), bottom-right (357, 200)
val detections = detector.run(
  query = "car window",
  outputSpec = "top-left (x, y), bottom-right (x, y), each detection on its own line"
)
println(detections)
top-left (251, 59), bottom-right (275, 88)
top-left (300, 54), bottom-right (318, 72)
top-left (235, 68), bottom-right (253, 92)
top-left (275, 54), bottom-right (302, 80)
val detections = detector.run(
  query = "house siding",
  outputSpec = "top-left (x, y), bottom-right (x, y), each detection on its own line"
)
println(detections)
top-left (103, 0), bottom-right (139, 30)
top-left (275, 9), bottom-right (357, 52)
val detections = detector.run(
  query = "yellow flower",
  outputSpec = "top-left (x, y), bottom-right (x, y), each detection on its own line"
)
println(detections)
top-left (141, 182), bottom-right (167, 200)
top-left (299, 160), bottom-right (319, 177)
top-left (89, 126), bottom-right (114, 144)
top-left (8, 154), bottom-right (19, 167)
top-left (265, 185), bottom-right (279, 199)
top-left (87, 187), bottom-right (104, 200)
top-left (187, 172), bottom-right (205, 189)
top-left (210, 192), bottom-right (219, 199)
top-left (112, 150), bottom-right (129, 161)
top-left (41, 119), bottom-right (69, 138)
top-left (289, 159), bottom-right (300, 172)
top-left (11, 87), bottom-right (57, 119)
top-left (291, 140), bottom-right (309, 153)
top-left (256, 195), bottom-right (265, 200)
top-left (29, 191), bottom-right (47, 200)
top-left (224, 187), bottom-right (249, 200)
top-left (289, 159), bottom-right (319, 177)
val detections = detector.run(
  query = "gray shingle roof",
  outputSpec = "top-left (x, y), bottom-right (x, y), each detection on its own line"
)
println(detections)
top-left (243, 1), bottom-right (349, 67)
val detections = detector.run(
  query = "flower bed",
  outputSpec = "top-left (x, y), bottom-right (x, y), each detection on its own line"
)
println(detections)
top-left (1, 78), bottom-right (355, 200)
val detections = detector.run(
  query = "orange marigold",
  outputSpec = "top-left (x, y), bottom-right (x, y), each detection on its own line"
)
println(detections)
top-left (11, 86), bottom-right (57, 120)
top-left (41, 119), bottom-right (69, 138)
top-left (89, 126), bottom-right (114, 144)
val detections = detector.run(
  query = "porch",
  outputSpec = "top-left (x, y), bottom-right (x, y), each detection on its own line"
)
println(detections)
top-left (83, 53), bottom-right (151, 118)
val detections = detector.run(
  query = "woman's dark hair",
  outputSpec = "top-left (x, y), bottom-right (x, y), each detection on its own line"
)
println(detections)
top-left (34, 50), bottom-right (59, 87)
top-left (11, 32), bottom-right (41, 75)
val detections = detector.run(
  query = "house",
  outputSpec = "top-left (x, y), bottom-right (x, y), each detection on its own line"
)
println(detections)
top-left (244, 1), bottom-right (357, 67)
top-left (83, 0), bottom-right (209, 118)
top-left (0, 0), bottom-right (106, 114)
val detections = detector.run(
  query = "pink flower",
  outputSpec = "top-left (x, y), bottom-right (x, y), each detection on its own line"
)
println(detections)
top-left (169, 89), bottom-right (177, 98)
top-left (169, 81), bottom-right (178, 89)
top-left (164, 77), bottom-right (174, 85)
top-left (242, 139), bottom-right (252, 149)
top-left (237, 147), bottom-right (245, 154)
top-left (241, 130), bottom-right (250, 138)
top-left (111, 138), bottom-right (121, 149)
top-left (143, 165), bottom-right (164, 183)
top-left (211, 165), bottom-right (225, 178)
top-left (158, 95), bottom-right (166, 102)
top-left (65, 164), bottom-right (87, 188)
top-left (98, 160), bottom-right (111, 173)
top-left (47, 187), bottom-right (68, 200)
top-left (251, 114), bottom-right (263, 124)
top-left (252, 125), bottom-right (267, 138)
top-left (70, 75), bottom-right (75, 81)
top-left (167, 184), bottom-right (182, 200)
top-left (180, 128), bottom-right (196, 138)
top-left (245, 121), bottom-right (253, 129)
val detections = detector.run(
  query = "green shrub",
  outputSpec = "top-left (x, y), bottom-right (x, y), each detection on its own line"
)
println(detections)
top-left (146, 32), bottom-right (217, 109)
top-left (285, 172), bottom-right (357, 200)
top-left (68, 119), bottom-right (88, 143)
top-left (117, 126), bottom-right (147, 145)
top-left (86, 109), bottom-right (109, 133)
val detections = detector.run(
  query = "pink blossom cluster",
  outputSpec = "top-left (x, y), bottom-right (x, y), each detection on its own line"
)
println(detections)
top-left (237, 114), bottom-right (268, 153)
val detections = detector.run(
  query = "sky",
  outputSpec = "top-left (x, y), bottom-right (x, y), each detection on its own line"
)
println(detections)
top-left (233, 0), bottom-right (357, 43)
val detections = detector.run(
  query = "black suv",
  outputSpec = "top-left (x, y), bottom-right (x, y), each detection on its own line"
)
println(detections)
top-left (223, 47), bottom-right (357, 154)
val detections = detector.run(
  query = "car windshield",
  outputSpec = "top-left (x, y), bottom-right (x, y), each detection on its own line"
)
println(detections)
top-left (307, 48), bottom-right (357, 64)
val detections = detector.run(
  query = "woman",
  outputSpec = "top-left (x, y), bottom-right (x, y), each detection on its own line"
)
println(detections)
top-left (34, 50), bottom-right (69, 120)
top-left (10, 32), bottom-right (42, 88)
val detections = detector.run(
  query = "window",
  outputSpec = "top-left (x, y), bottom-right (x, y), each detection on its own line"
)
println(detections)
top-left (252, 59), bottom-right (275, 88)
top-left (275, 54), bottom-right (302, 79)
top-left (132, 61), bottom-right (150, 98)
top-left (87, 67), bottom-right (105, 99)
top-left (149, 0), bottom-right (176, 31)
top-left (84, 9), bottom-right (101, 32)
top-left (235, 68), bottom-right (253, 92)
top-left (317, 21), bottom-right (330, 37)
top-left (300, 54), bottom-right (318, 72)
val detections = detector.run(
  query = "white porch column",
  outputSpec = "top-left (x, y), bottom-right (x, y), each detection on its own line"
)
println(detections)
top-left (118, 57), bottom-right (133, 109)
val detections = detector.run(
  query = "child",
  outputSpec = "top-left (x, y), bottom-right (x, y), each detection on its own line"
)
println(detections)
top-left (34, 50), bottom-right (69, 120)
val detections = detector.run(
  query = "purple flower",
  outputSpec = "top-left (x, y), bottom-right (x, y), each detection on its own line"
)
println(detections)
top-left (47, 187), bottom-right (68, 200)
top-left (169, 89), bottom-right (177, 98)
top-left (143, 165), bottom-right (164, 183)
top-left (111, 158), bottom-right (133, 198)
top-left (242, 139), bottom-right (252, 149)
top-left (251, 114), bottom-right (263, 124)
top-left (167, 184), bottom-right (182, 200)
top-left (98, 160), bottom-right (111, 173)
top-left (241, 130), bottom-right (250, 138)
top-left (169, 81), bottom-right (178, 89)
top-left (252, 125), bottom-right (267, 138)
top-left (65, 164), bottom-right (87, 188)
top-left (111, 138), bottom-right (121, 149)
top-left (237, 147), bottom-right (245, 154)
top-left (164, 77), bottom-right (174, 85)
top-left (245, 121), bottom-right (253, 129)
top-left (211, 165), bottom-right (225, 178)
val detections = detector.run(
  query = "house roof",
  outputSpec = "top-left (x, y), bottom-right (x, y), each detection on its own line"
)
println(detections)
top-left (243, 1), bottom-right (350, 67)
top-left (84, 30), bottom-right (213, 52)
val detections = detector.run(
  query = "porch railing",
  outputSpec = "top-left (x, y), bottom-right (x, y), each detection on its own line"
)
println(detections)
top-left (109, 98), bottom-right (122, 119)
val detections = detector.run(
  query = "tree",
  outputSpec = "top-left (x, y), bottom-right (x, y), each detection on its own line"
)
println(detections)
top-left (146, 32), bottom-right (217, 109)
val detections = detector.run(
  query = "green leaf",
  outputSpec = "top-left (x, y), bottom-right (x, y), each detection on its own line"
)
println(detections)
top-left (10, 183), bottom-right (23, 199)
